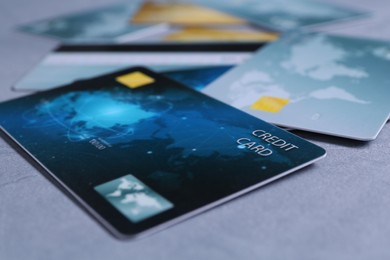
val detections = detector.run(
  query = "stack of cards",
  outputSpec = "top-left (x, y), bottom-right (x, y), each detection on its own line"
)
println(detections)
top-left (4, 0), bottom-right (389, 239)
top-left (19, 0), bottom-right (364, 43)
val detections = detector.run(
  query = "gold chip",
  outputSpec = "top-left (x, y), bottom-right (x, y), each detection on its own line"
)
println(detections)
top-left (116, 72), bottom-right (155, 89)
top-left (251, 96), bottom-right (289, 113)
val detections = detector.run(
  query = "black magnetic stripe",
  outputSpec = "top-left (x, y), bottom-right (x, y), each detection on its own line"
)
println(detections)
top-left (55, 43), bottom-right (265, 53)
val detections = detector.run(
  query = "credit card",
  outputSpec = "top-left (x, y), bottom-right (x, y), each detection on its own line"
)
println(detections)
top-left (0, 67), bottom-right (326, 238)
top-left (19, 2), bottom-right (169, 43)
top-left (204, 32), bottom-right (390, 140)
top-left (193, 0), bottom-right (365, 31)
top-left (14, 43), bottom-right (263, 91)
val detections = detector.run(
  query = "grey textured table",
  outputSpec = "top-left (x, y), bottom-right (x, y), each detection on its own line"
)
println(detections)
top-left (0, 0), bottom-right (389, 259)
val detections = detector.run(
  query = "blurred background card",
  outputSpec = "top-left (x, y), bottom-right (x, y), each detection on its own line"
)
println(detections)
top-left (13, 43), bottom-right (263, 91)
top-left (191, 0), bottom-right (366, 31)
top-left (17, 0), bottom-right (367, 44)
top-left (19, 2), bottom-right (169, 43)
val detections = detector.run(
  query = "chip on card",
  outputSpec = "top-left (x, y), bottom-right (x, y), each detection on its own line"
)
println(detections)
top-left (251, 96), bottom-right (289, 113)
top-left (116, 72), bottom-right (155, 88)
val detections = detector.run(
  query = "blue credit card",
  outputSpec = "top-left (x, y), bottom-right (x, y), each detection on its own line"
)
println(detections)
top-left (0, 67), bottom-right (325, 238)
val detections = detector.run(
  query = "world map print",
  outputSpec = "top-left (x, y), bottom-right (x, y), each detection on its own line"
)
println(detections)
top-left (95, 174), bottom-right (173, 223)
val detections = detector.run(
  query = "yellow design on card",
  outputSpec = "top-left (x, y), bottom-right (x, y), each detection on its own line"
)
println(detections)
top-left (164, 27), bottom-right (279, 42)
top-left (116, 72), bottom-right (155, 89)
top-left (251, 96), bottom-right (289, 113)
top-left (131, 3), bottom-right (244, 25)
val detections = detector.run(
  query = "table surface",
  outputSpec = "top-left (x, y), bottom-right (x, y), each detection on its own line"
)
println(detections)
top-left (1, 0), bottom-right (389, 259)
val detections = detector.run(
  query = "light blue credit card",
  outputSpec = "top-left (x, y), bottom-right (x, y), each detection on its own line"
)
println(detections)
top-left (19, 2), bottom-right (168, 43)
top-left (191, 0), bottom-right (366, 31)
top-left (204, 32), bottom-right (390, 140)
